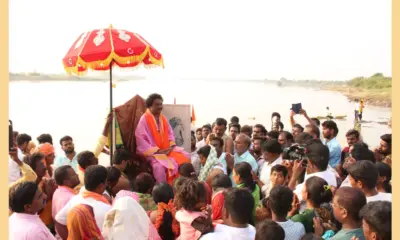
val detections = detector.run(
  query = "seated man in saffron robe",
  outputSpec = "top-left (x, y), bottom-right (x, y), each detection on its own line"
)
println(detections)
top-left (135, 93), bottom-right (190, 183)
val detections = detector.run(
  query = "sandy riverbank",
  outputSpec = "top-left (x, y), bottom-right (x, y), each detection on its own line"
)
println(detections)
top-left (321, 85), bottom-right (391, 108)
top-left (278, 76), bottom-right (392, 108)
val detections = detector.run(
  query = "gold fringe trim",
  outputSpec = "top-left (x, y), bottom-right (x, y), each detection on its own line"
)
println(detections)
top-left (63, 45), bottom-right (164, 76)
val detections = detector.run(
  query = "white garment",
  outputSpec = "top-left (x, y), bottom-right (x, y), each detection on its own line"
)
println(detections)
top-left (55, 193), bottom-right (112, 230)
top-left (277, 220), bottom-right (306, 240)
top-left (366, 192), bottom-right (392, 203)
top-left (340, 176), bottom-right (351, 188)
top-left (191, 151), bottom-right (201, 175)
top-left (294, 170), bottom-right (337, 201)
top-left (8, 149), bottom-right (26, 185)
top-left (327, 165), bottom-right (340, 178)
top-left (213, 162), bottom-right (227, 175)
top-left (79, 186), bottom-right (111, 197)
top-left (212, 152), bottom-right (228, 175)
top-left (8, 158), bottom-right (20, 185)
top-left (259, 157), bottom-right (283, 194)
top-left (196, 139), bottom-right (206, 150)
top-left (354, 103), bottom-right (360, 111)
top-left (200, 224), bottom-right (256, 240)
top-left (102, 196), bottom-right (160, 240)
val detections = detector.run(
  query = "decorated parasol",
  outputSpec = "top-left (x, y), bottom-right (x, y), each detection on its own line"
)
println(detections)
top-left (62, 24), bottom-right (164, 162)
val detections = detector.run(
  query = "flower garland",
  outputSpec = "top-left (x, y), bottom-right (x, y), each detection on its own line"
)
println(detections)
top-left (154, 200), bottom-right (180, 237)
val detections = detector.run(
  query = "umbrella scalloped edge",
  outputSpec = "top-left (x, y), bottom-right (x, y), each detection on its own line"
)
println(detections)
top-left (63, 46), bottom-right (164, 76)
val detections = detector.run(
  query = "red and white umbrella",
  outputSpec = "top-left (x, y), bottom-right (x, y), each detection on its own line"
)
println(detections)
top-left (62, 25), bottom-right (164, 160)
top-left (63, 25), bottom-right (164, 75)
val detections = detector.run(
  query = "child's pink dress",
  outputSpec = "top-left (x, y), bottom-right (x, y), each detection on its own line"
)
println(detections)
top-left (175, 209), bottom-right (206, 240)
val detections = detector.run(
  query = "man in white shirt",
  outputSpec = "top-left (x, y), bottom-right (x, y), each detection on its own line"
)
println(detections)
top-left (55, 165), bottom-right (112, 232)
top-left (354, 99), bottom-right (360, 121)
top-left (9, 133), bottom-right (32, 184)
top-left (196, 125), bottom-right (212, 150)
top-left (289, 140), bottom-right (338, 201)
top-left (200, 188), bottom-right (256, 240)
top-left (255, 140), bottom-right (282, 196)
top-left (346, 160), bottom-right (392, 203)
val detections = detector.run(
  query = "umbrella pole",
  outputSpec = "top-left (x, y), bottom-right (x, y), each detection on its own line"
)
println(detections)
top-left (109, 61), bottom-right (114, 166)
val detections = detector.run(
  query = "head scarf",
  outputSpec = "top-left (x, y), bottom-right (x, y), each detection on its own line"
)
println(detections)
top-left (198, 145), bottom-right (219, 182)
top-left (37, 143), bottom-right (54, 157)
top-left (113, 190), bottom-right (139, 204)
top-left (102, 196), bottom-right (161, 240)
top-left (67, 204), bottom-right (103, 240)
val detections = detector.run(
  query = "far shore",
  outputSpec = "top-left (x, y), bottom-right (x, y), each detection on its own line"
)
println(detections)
top-left (10, 73), bottom-right (392, 108)
top-left (9, 73), bottom-right (144, 82)
top-left (278, 81), bottom-right (392, 108)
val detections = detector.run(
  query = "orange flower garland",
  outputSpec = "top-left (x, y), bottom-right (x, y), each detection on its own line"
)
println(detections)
top-left (154, 200), bottom-right (180, 237)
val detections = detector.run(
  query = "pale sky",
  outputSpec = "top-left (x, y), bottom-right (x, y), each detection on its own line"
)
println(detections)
top-left (9, 0), bottom-right (391, 80)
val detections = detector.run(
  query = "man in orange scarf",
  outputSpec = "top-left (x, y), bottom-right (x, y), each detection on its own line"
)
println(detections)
top-left (37, 143), bottom-right (55, 177)
top-left (135, 93), bottom-right (190, 184)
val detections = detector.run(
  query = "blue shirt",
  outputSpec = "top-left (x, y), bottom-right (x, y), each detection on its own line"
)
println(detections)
top-left (229, 150), bottom-right (259, 186)
top-left (53, 152), bottom-right (78, 172)
top-left (323, 137), bottom-right (341, 168)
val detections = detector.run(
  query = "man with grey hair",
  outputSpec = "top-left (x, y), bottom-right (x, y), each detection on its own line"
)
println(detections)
top-left (225, 133), bottom-right (258, 186)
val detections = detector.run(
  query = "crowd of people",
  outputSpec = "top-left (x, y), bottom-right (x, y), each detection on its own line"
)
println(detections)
top-left (8, 93), bottom-right (392, 240)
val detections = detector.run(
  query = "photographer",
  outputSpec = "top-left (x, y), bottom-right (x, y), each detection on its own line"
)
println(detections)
top-left (286, 140), bottom-right (338, 202)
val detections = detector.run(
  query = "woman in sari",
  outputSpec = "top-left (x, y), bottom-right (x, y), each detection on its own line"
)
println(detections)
top-left (67, 204), bottom-right (103, 240)
top-left (102, 196), bottom-right (161, 240)
top-left (210, 174), bottom-right (232, 223)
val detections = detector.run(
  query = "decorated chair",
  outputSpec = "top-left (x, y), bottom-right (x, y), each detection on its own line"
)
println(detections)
top-left (103, 95), bottom-right (153, 181)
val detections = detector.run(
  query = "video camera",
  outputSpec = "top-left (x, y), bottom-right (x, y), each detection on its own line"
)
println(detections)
top-left (282, 144), bottom-right (308, 167)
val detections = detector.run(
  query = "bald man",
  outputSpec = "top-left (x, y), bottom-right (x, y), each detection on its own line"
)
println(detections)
top-left (225, 133), bottom-right (258, 186)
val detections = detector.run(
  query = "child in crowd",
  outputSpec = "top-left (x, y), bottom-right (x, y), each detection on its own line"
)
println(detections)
top-left (175, 178), bottom-right (209, 240)
top-left (254, 165), bottom-right (288, 222)
top-left (105, 166), bottom-right (122, 198)
top-left (233, 161), bottom-right (260, 223)
top-left (179, 163), bottom-right (212, 204)
top-left (263, 164), bottom-right (288, 198)
top-left (255, 220), bottom-right (285, 240)
top-left (315, 187), bottom-right (366, 240)
top-left (375, 162), bottom-right (391, 193)
top-left (201, 188), bottom-right (256, 240)
top-left (134, 172), bottom-right (157, 212)
top-left (289, 176), bottom-right (333, 233)
top-left (151, 182), bottom-right (180, 240)
top-left (179, 163), bottom-right (198, 180)
top-left (255, 197), bottom-right (272, 222)
top-left (269, 185), bottom-right (305, 240)
top-left (347, 160), bottom-right (392, 202)
top-left (172, 177), bottom-right (188, 210)
top-left (211, 173), bottom-right (232, 222)
top-left (360, 201), bottom-right (391, 240)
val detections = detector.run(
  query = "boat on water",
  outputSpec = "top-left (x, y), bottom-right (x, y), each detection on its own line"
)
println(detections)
top-left (312, 115), bottom-right (347, 120)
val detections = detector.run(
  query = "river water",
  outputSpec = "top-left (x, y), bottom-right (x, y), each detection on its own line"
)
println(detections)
top-left (9, 79), bottom-right (391, 165)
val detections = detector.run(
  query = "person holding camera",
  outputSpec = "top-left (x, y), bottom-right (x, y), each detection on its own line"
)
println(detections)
top-left (286, 140), bottom-right (338, 202)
